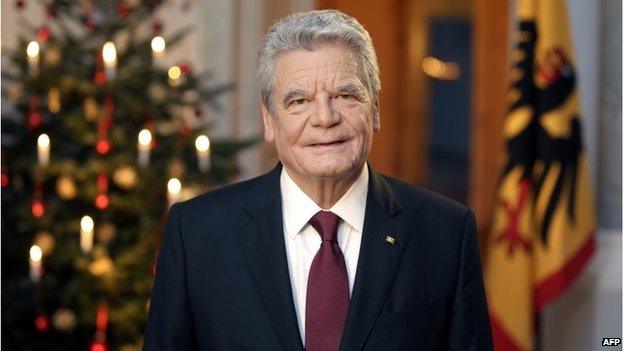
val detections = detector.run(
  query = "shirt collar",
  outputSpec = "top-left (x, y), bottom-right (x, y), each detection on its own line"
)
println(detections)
top-left (280, 163), bottom-right (369, 239)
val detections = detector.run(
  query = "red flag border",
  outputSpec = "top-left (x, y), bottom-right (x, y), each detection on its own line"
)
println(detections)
top-left (534, 232), bottom-right (596, 311)
top-left (489, 232), bottom-right (595, 350)
top-left (490, 312), bottom-right (525, 351)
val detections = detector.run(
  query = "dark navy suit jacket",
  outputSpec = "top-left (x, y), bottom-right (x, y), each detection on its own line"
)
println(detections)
top-left (143, 163), bottom-right (493, 350)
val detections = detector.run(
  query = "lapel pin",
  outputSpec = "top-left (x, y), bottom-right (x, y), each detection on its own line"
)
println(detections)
top-left (385, 235), bottom-right (396, 245)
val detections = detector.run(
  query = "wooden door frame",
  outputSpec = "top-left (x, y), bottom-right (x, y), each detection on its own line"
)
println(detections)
top-left (316, 0), bottom-right (509, 235)
top-left (398, 0), bottom-right (472, 185)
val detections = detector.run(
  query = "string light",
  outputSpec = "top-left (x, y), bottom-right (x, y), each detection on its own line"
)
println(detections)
top-left (26, 41), bottom-right (40, 76)
top-left (37, 133), bottom-right (50, 167)
top-left (151, 36), bottom-right (165, 55)
top-left (80, 215), bottom-right (94, 253)
top-left (137, 129), bottom-right (152, 167)
top-left (167, 178), bottom-right (181, 207)
top-left (168, 65), bottom-right (181, 86)
top-left (195, 135), bottom-right (210, 172)
top-left (29, 244), bottom-right (43, 283)
top-left (102, 41), bottom-right (117, 80)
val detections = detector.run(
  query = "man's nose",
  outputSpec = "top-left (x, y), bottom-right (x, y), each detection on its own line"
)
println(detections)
top-left (310, 94), bottom-right (341, 127)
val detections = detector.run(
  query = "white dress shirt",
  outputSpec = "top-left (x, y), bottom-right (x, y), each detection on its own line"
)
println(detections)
top-left (280, 163), bottom-right (369, 345)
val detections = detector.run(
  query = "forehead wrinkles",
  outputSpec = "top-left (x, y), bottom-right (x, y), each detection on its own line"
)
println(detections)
top-left (278, 55), bottom-right (362, 91)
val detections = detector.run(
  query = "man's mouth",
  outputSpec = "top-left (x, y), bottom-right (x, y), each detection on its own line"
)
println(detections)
top-left (309, 140), bottom-right (346, 147)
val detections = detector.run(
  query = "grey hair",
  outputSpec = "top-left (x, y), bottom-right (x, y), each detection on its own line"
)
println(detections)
top-left (257, 10), bottom-right (380, 110)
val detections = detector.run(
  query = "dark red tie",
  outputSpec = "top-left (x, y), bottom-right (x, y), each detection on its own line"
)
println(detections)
top-left (305, 211), bottom-right (349, 351)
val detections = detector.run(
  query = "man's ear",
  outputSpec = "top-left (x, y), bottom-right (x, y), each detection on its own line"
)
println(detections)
top-left (372, 98), bottom-right (380, 132)
top-left (260, 102), bottom-right (275, 142)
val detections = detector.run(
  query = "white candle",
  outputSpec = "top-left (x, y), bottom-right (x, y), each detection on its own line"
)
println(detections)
top-left (137, 129), bottom-right (152, 168)
top-left (80, 215), bottom-right (94, 253)
top-left (102, 41), bottom-right (117, 81)
top-left (151, 36), bottom-right (166, 66)
top-left (29, 245), bottom-right (43, 283)
top-left (195, 135), bottom-right (211, 172)
top-left (167, 178), bottom-right (182, 207)
top-left (37, 134), bottom-right (50, 167)
top-left (26, 41), bottom-right (40, 77)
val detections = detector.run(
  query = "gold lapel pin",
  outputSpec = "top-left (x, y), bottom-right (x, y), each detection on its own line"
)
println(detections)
top-left (385, 235), bottom-right (396, 245)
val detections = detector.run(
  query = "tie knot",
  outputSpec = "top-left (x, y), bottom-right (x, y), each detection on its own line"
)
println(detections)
top-left (309, 210), bottom-right (341, 242)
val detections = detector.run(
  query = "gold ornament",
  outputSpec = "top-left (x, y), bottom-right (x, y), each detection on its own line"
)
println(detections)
top-left (113, 165), bottom-right (138, 190)
top-left (125, 0), bottom-right (141, 8)
top-left (83, 96), bottom-right (99, 121)
top-left (56, 175), bottom-right (77, 199)
top-left (182, 90), bottom-right (200, 103)
top-left (48, 88), bottom-right (61, 113)
top-left (89, 254), bottom-right (114, 276)
top-left (34, 231), bottom-right (55, 255)
top-left (168, 159), bottom-right (186, 178)
top-left (7, 86), bottom-right (22, 102)
top-left (52, 308), bottom-right (77, 332)
top-left (148, 83), bottom-right (166, 101)
top-left (44, 46), bottom-right (61, 66)
top-left (120, 344), bottom-right (141, 351)
top-left (97, 222), bottom-right (116, 244)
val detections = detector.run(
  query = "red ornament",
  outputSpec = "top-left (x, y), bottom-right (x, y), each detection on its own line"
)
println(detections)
top-left (31, 199), bottom-right (45, 218)
top-left (95, 173), bottom-right (109, 209)
top-left (94, 71), bottom-right (106, 86)
top-left (1, 173), bottom-right (9, 187)
top-left (94, 194), bottom-right (109, 210)
top-left (90, 341), bottom-right (107, 351)
top-left (151, 20), bottom-right (163, 34)
top-left (97, 173), bottom-right (108, 191)
top-left (96, 139), bottom-right (111, 155)
top-left (117, 4), bottom-right (130, 18)
top-left (45, 4), bottom-right (57, 18)
top-left (27, 111), bottom-right (43, 129)
top-left (180, 123), bottom-right (192, 136)
top-left (180, 63), bottom-right (191, 75)
top-left (103, 97), bottom-right (115, 112)
top-left (36, 26), bottom-right (51, 42)
top-left (84, 14), bottom-right (96, 30)
top-left (35, 315), bottom-right (50, 332)
top-left (96, 304), bottom-right (109, 332)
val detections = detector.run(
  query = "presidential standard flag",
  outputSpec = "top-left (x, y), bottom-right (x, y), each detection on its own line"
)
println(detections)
top-left (484, 0), bottom-right (596, 350)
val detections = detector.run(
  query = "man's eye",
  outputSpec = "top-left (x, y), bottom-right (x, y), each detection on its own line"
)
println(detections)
top-left (290, 99), bottom-right (307, 106)
top-left (338, 94), bottom-right (355, 100)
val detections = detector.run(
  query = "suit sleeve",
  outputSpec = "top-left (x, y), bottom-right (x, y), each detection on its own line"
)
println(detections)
top-left (143, 203), bottom-right (198, 350)
top-left (448, 209), bottom-right (493, 351)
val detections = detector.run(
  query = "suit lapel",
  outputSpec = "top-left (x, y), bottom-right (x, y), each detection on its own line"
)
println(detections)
top-left (339, 167), bottom-right (411, 351)
top-left (235, 164), bottom-right (304, 351)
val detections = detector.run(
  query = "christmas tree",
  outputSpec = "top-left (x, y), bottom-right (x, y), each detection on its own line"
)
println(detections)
top-left (1, 1), bottom-right (255, 350)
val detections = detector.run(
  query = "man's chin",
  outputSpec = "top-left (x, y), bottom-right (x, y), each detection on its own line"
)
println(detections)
top-left (300, 162), bottom-right (360, 180)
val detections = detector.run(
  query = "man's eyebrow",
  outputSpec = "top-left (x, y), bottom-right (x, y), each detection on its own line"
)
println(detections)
top-left (335, 83), bottom-right (365, 96)
top-left (281, 88), bottom-right (307, 106)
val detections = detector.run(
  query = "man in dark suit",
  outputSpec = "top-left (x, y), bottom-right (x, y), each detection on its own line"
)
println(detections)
top-left (143, 10), bottom-right (492, 351)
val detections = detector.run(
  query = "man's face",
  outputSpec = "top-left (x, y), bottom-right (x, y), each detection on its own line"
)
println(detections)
top-left (261, 43), bottom-right (380, 183)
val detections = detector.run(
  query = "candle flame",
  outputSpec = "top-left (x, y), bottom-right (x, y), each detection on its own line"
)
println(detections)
top-left (151, 36), bottom-right (166, 54)
top-left (168, 66), bottom-right (181, 80)
top-left (167, 178), bottom-right (182, 195)
top-left (37, 134), bottom-right (50, 148)
top-left (80, 215), bottom-right (94, 232)
top-left (195, 135), bottom-right (210, 152)
top-left (102, 41), bottom-right (117, 65)
top-left (138, 129), bottom-right (152, 146)
top-left (30, 245), bottom-right (43, 262)
top-left (27, 41), bottom-right (40, 58)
